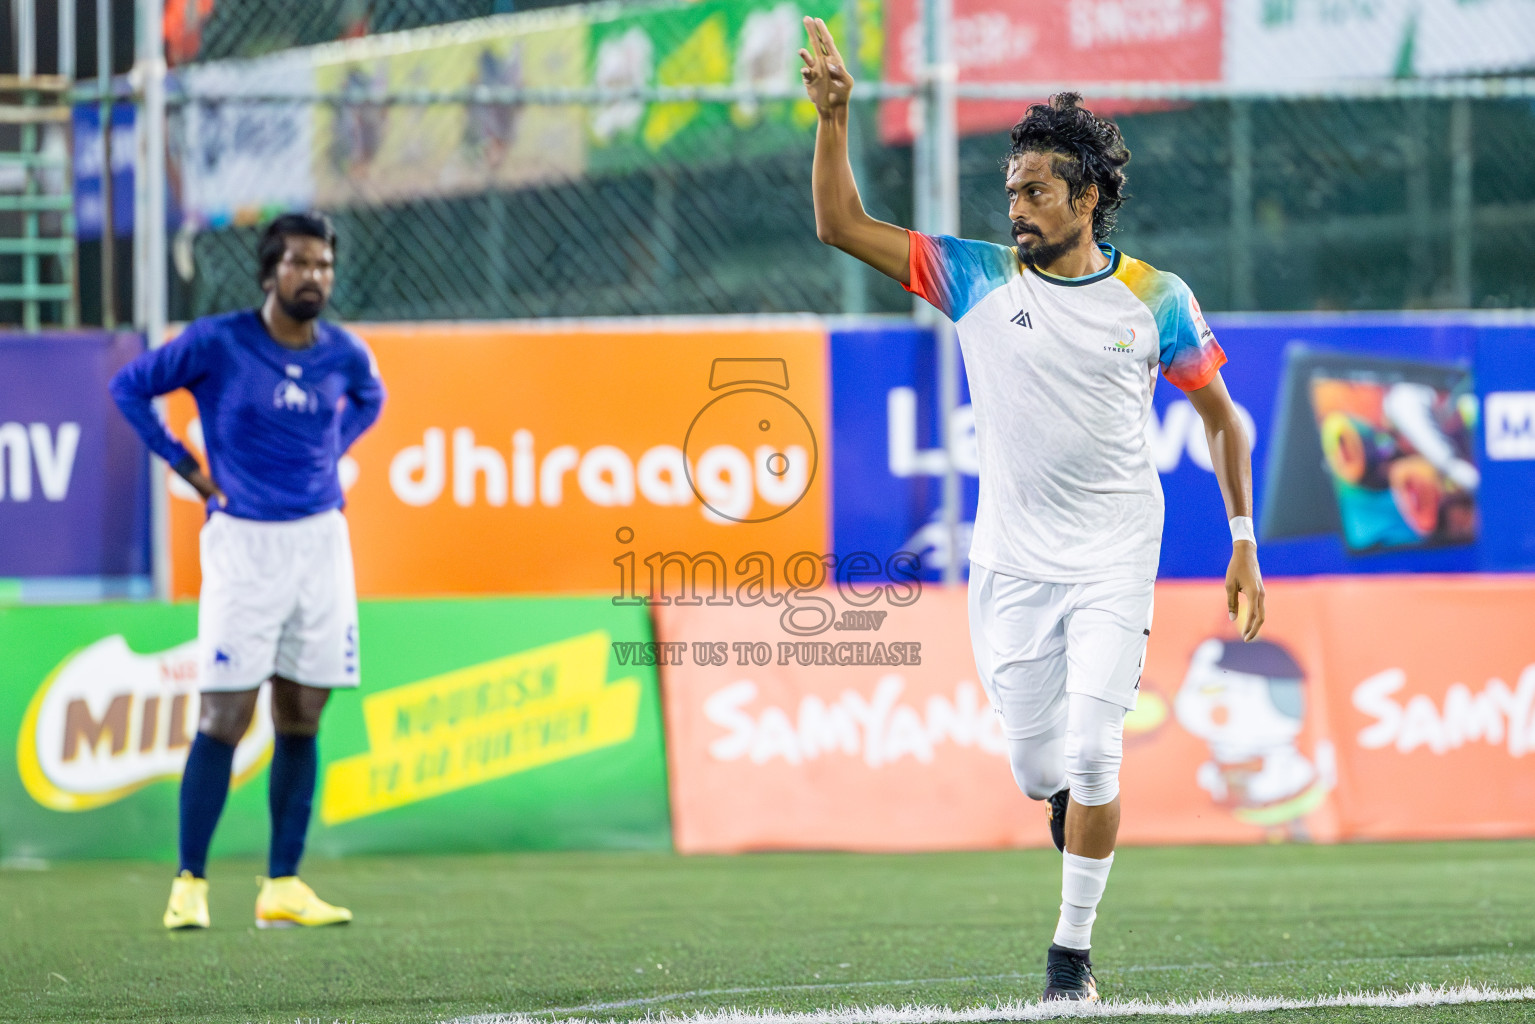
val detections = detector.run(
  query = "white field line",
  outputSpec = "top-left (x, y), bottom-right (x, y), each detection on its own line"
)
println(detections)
top-left (449, 983), bottom-right (1535, 1024)
top-left (479, 949), bottom-right (1524, 1018)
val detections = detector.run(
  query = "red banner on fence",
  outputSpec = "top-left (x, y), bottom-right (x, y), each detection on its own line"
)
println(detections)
top-left (878, 0), bottom-right (1222, 145)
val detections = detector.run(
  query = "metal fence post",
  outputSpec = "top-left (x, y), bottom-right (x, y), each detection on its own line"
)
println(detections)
top-left (1450, 97), bottom-right (1473, 308)
top-left (16, 0), bottom-right (40, 331)
top-left (838, 0), bottom-right (867, 316)
top-left (99, 0), bottom-right (115, 326)
top-left (1404, 100), bottom-right (1431, 303)
top-left (651, 170), bottom-right (677, 293)
top-left (135, 0), bottom-right (171, 599)
top-left (919, 0), bottom-right (961, 584)
top-left (1228, 98), bottom-right (1254, 311)
top-left (57, 0), bottom-right (77, 326)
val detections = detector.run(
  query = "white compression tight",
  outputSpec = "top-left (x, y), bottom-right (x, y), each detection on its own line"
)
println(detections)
top-left (1005, 693), bottom-right (1127, 806)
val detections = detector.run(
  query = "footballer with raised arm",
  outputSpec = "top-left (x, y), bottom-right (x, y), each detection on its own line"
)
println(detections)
top-left (798, 18), bottom-right (1265, 1003)
top-left (111, 212), bottom-right (384, 931)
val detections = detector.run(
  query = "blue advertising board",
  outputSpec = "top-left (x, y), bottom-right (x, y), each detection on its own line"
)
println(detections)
top-left (831, 314), bottom-right (1532, 579)
top-left (0, 332), bottom-right (150, 578)
top-left (72, 103), bottom-right (135, 240)
top-left (1475, 321), bottom-right (1535, 571)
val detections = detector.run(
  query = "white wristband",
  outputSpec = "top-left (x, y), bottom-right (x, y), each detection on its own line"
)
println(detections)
top-left (1230, 516), bottom-right (1256, 546)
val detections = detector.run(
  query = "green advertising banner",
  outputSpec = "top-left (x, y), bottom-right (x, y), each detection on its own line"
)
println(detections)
top-left (0, 597), bottom-right (669, 863)
top-left (588, 0), bottom-right (883, 174)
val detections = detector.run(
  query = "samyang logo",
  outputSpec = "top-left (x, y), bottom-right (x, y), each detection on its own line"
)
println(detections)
top-left (17, 636), bottom-right (272, 811)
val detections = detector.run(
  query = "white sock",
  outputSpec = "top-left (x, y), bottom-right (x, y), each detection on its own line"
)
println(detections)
top-left (1052, 851), bottom-right (1114, 950)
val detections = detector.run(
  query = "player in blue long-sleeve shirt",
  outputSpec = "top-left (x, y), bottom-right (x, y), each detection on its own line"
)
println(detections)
top-left (111, 212), bottom-right (384, 931)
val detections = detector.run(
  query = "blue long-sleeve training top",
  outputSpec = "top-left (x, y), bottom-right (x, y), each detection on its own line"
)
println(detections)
top-left (110, 309), bottom-right (386, 522)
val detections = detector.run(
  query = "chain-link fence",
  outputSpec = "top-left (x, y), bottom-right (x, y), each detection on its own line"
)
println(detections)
top-left (160, 0), bottom-right (1535, 321)
top-left (173, 104), bottom-right (907, 321)
top-left (169, 91), bottom-right (1535, 321)
top-left (176, 0), bottom-right (518, 63)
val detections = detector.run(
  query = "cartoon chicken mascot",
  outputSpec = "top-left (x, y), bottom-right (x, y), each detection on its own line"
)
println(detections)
top-left (1174, 638), bottom-right (1334, 839)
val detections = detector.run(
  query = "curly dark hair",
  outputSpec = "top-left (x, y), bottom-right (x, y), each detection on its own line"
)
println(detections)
top-left (1006, 93), bottom-right (1130, 241)
top-left (256, 211), bottom-right (337, 286)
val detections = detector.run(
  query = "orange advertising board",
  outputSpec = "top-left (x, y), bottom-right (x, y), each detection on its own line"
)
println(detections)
top-left (1312, 576), bottom-right (1535, 841)
top-left (164, 319), bottom-right (830, 599)
top-left (659, 587), bottom-right (1039, 854)
top-left (658, 577), bottom-right (1535, 852)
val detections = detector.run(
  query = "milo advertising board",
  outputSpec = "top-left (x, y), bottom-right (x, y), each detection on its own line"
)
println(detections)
top-left (0, 597), bottom-right (670, 862)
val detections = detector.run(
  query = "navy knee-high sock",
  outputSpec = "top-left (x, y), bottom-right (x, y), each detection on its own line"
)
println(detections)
top-left (268, 733), bottom-right (318, 879)
top-left (179, 732), bottom-right (236, 878)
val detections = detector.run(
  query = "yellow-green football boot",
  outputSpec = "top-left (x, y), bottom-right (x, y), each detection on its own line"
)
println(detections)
top-left (163, 870), bottom-right (210, 930)
top-left (254, 876), bottom-right (352, 928)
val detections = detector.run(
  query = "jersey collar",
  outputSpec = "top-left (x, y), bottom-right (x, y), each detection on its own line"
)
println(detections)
top-left (1020, 243), bottom-right (1120, 287)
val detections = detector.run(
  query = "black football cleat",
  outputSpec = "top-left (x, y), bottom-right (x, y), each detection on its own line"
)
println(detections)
top-left (1042, 943), bottom-right (1098, 1002)
top-left (1047, 787), bottom-right (1069, 853)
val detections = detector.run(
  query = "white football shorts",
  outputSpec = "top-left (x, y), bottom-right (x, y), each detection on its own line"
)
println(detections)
top-left (967, 564), bottom-right (1154, 739)
top-left (197, 509), bottom-right (360, 693)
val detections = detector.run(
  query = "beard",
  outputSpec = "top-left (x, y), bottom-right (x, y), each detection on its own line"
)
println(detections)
top-left (1014, 223), bottom-right (1084, 271)
top-left (277, 288), bottom-right (326, 322)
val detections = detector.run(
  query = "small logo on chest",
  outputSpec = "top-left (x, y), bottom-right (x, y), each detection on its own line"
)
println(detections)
top-left (1011, 309), bottom-right (1033, 329)
top-left (1103, 324), bottom-right (1138, 355)
top-left (273, 379), bottom-right (320, 414)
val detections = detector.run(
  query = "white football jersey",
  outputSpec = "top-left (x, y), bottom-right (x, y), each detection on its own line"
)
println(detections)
top-left (906, 232), bottom-right (1226, 582)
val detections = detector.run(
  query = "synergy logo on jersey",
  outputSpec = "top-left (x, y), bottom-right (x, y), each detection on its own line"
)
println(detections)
top-left (1104, 323), bottom-right (1139, 355)
top-left (17, 636), bottom-right (273, 811)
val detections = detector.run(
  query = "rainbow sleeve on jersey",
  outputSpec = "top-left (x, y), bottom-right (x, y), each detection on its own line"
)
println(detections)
top-left (1116, 256), bottom-right (1226, 392)
top-left (904, 231), bottom-right (1019, 321)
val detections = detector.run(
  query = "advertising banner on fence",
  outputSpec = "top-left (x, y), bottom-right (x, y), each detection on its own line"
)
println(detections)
top-left (178, 51), bottom-right (318, 228)
top-left (163, 319), bottom-right (830, 599)
top-left (0, 332), bottom-right (149, 579)
top-left (0, 596), bottom-right (668, 862)
top-left (1225, 0), bottom-right (1535, 86)
top-left (658, 575), bottom-right (1535, 853)
top-left (72, 103), bottom-right (135, 240)
top-left (176, 0), bottom-right (883, 224)
top-left (311, 12), bottom-right (588, 208)
top-left (879, 0), bottom-right (1220, 144)
top-left (589, 0), bottom-right (880, 174)
top-left (831, 316), bottom-right (1535, 580)
top-left (177, 11), bottom-right (589, 226)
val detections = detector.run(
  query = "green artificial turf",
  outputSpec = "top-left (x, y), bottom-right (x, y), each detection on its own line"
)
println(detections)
top-left (4, 841), bottom-right (1534, 1023)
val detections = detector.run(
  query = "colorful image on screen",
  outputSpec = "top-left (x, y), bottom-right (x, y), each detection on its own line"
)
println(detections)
top-left (1309, 373), bottom-right (1479, 552)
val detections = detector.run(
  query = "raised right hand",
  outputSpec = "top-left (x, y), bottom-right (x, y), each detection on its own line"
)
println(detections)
top-left (799, 17), bottom-right (853, 117)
